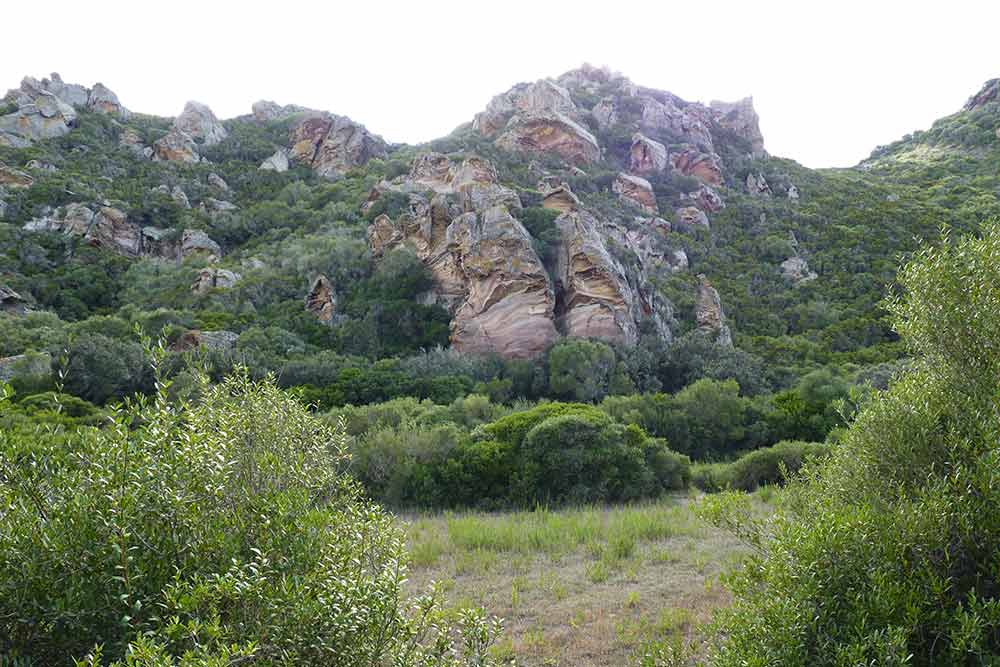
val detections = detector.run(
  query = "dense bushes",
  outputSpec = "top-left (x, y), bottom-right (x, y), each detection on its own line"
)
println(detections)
top-left (703, 222), bottom-right (1000, 664)
top-left (339, 400), bottom-right (690, 509)
top-left (0, 371), bottom-right (504, 666)
top-left (691, 440), bottom-right (829, 492)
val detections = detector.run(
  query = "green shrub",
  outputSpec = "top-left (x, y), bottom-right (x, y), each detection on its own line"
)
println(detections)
top-left (0, 370), bottom-right (505, 665)
top-left (703, 222), bottom-right (1000, 665)
top-left (691, 440), bottom-right (828, 492)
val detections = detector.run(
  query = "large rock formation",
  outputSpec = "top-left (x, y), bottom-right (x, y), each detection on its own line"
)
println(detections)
top-left (0, 73), bottom-right (128, 147)
top-left (964, 79), bottom-right (1000, 112)
top-left (153, 128), bottom-right (200, 163)
top-left (289, 112), bottom-right (387, 179)
top-left (174, 101), bottom-right (227, 145)
top-left (0, 286), bottom-right (29, 315)
top-left (366, 152), bottom-right (674, 357)
top-left (191, 268), bottom-right (241, 294)
top-left (251, 100), bottom-right (314, 122)
top-left (474, 79), bottom-right (600, 165)
top-left (669, 147), bottom-right (724, 186)
top-left (695, 274), bottom-right (732, 346)
top-left (260, 148), bottom-right (289, 172)
top-left (613, 172), bottom-right (657, 213)
top-left (680, 184), bottom-right (725, 213)
top-left (629, 133), bottom-right (668, 174)
top-left (305, 275), bottom-right (337, 324)
top-left (710, 97), bottom-right (766, 158)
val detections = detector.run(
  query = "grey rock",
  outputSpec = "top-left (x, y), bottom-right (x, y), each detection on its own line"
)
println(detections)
top-left (781, 256), bottom-right (818, 284)
top-left (174, 101), bottom-right (227, 146)
top-left (207, 173), bottom-right (229, 191)
top-left (695, 274), bottom-right (732, 346)
top-left (259, 148), bottom-right (289, 172)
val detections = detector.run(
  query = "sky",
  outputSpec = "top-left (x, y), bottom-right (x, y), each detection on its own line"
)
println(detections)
top-left (3, 1), bottom-right (998, 168)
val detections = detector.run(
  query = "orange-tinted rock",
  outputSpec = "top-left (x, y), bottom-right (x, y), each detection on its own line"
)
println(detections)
top-left (289, 112), bottom-right (387, 179)
top-left (612, 172), bottom-right (657, 213)
top-left (669, 147), bottom-right (723, 186)
top-left (305, 275), bottom-right (337, 324)
top-left (629, 133), bottom-right (668, 174)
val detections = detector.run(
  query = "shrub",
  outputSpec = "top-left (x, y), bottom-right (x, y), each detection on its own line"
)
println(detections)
top-left (703, 222), bottom-right (1000, 665)
top-left (691, 440), bottom-right (828, 492)
top-left (0, 370), bottom-right (504, 666)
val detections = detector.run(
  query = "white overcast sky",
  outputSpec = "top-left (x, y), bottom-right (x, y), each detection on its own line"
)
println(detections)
top-left (3, 0), bottom-right (998, 168)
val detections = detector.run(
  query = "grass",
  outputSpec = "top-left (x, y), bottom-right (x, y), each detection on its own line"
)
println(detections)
top-left (401, 494), bottom-right (761, 667)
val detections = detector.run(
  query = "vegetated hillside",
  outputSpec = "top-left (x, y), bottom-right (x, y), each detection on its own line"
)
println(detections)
top-left (1, 67), bottom-right (999, 452)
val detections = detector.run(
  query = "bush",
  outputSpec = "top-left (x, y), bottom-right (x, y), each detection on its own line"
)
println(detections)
top-left (691, 440), bottom-right (828, 492)
top-left (0, 370), bottom-right (504, 666)
top-left (703, 222), bottom-right (1000, 665)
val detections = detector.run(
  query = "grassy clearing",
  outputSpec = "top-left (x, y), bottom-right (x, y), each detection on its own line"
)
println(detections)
top-left (401, 493), bottom-right (762, 667)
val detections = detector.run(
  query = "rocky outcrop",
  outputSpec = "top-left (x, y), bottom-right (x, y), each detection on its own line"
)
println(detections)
top-left (259, 148), bottom-right (289, 172)
top-left (208, 173), bottom-right (229, 191)
top-left (173, 330), bottom-right (238, 352)
top-left (153, 184), bottom-right (190, 208)
top-left (695, 275), bottom-right (732, 346)
top-left (120, 127), bottom-right (153, 159)
top-left (87, 83), bottom-right (128, 119)
top-left (613, 172), bottom-right (657, 213)
top-left (680, 184), bottom-right (724, 213)
top-left (0, 164), bottom-right (33, 188)
top-left (746, 172), bottom-right (772, 197)
top-left (675, 206), bottom-right (710, 229)
top-left (591, 97), bottom-right (618, 129)
top-left (153, 128), bottom-right (200, 163)
top-left (367, 153), bottom-right (557, 358)
top-left (539, 180), bottom-right (581, 213)
top-left (0, 286), bottom-right (29, 315)
top-left (305, 275), bottom-right (337, 324)
top-left (24, 204), bottom-right (221, 260)
top-left (251, 100), bottom-right (313, 122)
top-left (474, 79), bottom-right (600, 165)
top-left (963, 79), bottom-right (1000, 112)
top-left (25, 159), bottom-right (57, 173)
top-left (710, 97), bottom-right (766, 158)
top-left (781, 256), bottom-right (817, 284)
top-left (669, 147), bottom-right (723, 186)
top-left (629, 133), bottom-right (668, 174)
top-left (787, 184), bottom-right (800, 200)
top-left (289, 112), bottom-right (387, 179)
top-left (192, 268), bottom-right (240, 294)
top-left (200, 198), bottom-right (237, 213)
top-left (175, 101), bottom-right (227, 146)
top-left (640, 96), bottom-right (715, 151)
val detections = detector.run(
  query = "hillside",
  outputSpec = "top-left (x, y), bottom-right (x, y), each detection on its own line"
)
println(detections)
top-left (1, 66), bottom-right (999, 410)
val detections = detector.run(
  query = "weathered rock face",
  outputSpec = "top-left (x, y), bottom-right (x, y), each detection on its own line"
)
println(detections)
top-left (746, 172), bottom-right (772, 197)
top-left (554, 210), bottom-right (640, 344)
top-left (207, 173), bottom-right (229, 191)
top-left (629, 133), bottom-right (668, 174)
top-left (87, 83), bottom-right (129, 119)
top-left (695, 274), bottom-right (732, 346)
top-left (305, 275), bottom-right (337, 324)
top-left (0, 164), bottom-right (33, 188)
top-left (192, 268), bottom-right (241, 294)
top-left (675, 206), bottom-right (710, 229)
top-left (669, 147), bottom-right (723, 186)
top-left (174, 101), bottom-right (227, 146)
top-left (641, 96), bottom-right (715, 151)
top-left (180, 229), bottom-right (223, 259)
top-left (591, 97), bottom-right (618, 129)
top-left (787, 184), bottom-right (800, 200)
top-left (539, 180), bottom-right (581, 213)
top-left (780, 256), bottom-right (817, 283)
top-left (710, 97), bottom-right (766, 158)
top-left (613, 172), bottom-right (657, 213)
top-left (25, 203), bottom-right (143, 255)
top-left (474, 79), bottom-right (600, 165)
top-left (120, 127), bottom-right (152, 159)
top-left (153, 129), bottom-right (200, 163)
top-left (680, 184), bottom-right (724, 213)
top-left (259, 148), bottom-right (289, 172)
top-left (964, 79), bottom-right (1000, 111)
top-left (153, 184), bottom-right (191, 209)
top-left (251, 100), bottom-right (313, 122)
top-left (288, 112), bottom-right (387, 179)
top-left (0, 286), bottom-right (29, 315)
top-left (368, 153), bottom-right (558, 358)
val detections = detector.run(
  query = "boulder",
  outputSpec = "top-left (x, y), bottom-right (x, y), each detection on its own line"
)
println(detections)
top-left (87, 82), bottom-right (129, 119)
top-left (251, 100), bottom-right (313, 122)
top-left (0, 286), bottom-right (29, 315)
top-left (675, 206), bottom-right (710, 229)
top-left (710, 97), bottom-right (766, 158)
top-left (207, 172), bottom-right (229, 191)
top-left (780, 256), bottom-right (817, 283)
top-left (191, 268), bottom-right (240, 294)
top-left (25, 159), bottom-right (57, 173)
top-left (746, 172), bottom-right (772, 197)
top-left (629, 133), bottom-right (668, 174)
top-left (305, 275), bottom-right (337, 324)
top-left (641, 97), bottom-right (714, 151)
top-left (180, 229), bottom-right (222, 259)
top-left (0, 164), bottom-right (33, 188)
top-left (695, 274), bottom-right (732, 346)
top-left (289, 112), bottom-right (387, 179)
top-left (174, 101), bottom-right (227, 146)
top-left (259, 148), bottom-right (289, 172)
top-left (25, 203), bottom-right (142, 256)
top-left (0, 76), bottom-right (78, 147)
top-left (612, 172), bottom-right (657, 213)
top-left (591, 97), bottom-right (618, 129)
top-left (200, 198), bottom-right (237, 213)
top-left (473, 79), bottom-right (576, 136)
top-left (669, 146), bottom-right (723, 186)
top-left (495, 110), bottom-right (600, 165)
top-left (787, 184), bottom-right (800, 200)
top-left (539, 180), bottom-right (581, 213)
top-left (670, 249), bottom-right (689, 273)
top-left (153, 128), bottom-right (200, 163)
top-left (680, 184), bottom-right (725, 213)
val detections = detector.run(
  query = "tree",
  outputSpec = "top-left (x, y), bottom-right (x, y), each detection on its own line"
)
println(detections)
top-left (547, 338), bottom-right (616, 403)
top-left (704, 222), bottom-right (1000, 665)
